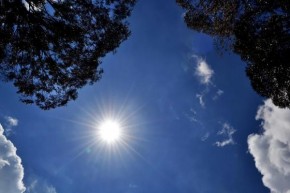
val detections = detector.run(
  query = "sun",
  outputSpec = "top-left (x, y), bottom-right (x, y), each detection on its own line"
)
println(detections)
top-left (97, 119), bottom-right (122, 144)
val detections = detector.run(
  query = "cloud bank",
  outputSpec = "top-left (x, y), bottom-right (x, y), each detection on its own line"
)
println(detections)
top-left (248, 99), bottom-right (290, 193)
top-left (0, 124), bottom-right (26, 193)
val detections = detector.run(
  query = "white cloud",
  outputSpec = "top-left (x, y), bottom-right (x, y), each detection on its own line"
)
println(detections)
top-left (213, 89), bottom-right (224, 100)
top-left (248, 99), bottom-right (290, 193)
top-left (194, 56), bottom-right (214, 85)
top-left (184, 55), bottom-right (221, 109)
top-left (5, 116), bottom-right (19, 127)
top-left (215, 123), bottom-right (236, 147)
top-left (196, 88), bottom-right (210, 108)
top-left (4, 116), bottom-right (19, 136)
top-left (196, 93), bottom-right (205, 108)
top-left (201, 132), bottom-right (210, 141)
top-left (26, 178), bottom-right (57, 193)
top-left (184, 108), bottom-right (198, 123)
top-left (0, 124), bottom-right (26, 193)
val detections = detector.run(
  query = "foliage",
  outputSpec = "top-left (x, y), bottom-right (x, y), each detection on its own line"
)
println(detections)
top-left (177, 0), bottom-right (290, 108)
top-left (0, 0), bottom-right (136, 109)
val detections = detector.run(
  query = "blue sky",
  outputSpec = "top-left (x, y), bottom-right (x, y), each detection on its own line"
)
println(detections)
top-left (1, 0), bottom-right (290, 193)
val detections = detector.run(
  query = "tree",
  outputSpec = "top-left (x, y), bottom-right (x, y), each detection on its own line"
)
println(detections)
top-left (177, 0), bottom-right (290, 108)
top-left (0, 0), bottom-right (136, 110)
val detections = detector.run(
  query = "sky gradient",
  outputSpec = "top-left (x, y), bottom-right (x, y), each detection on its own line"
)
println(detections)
top-left (1, 0), bottom-right (289, 193)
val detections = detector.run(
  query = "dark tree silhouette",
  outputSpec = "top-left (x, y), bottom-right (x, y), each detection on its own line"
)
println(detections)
top-left (177, 0), bottom-right (290, 108)
top-left (0, 0), bottom-right (136, 109)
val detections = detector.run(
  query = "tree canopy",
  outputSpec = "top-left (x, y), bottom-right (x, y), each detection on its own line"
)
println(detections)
top-left (0, 0), bottom-right (136, 109)
top-left (177, 0), bottom-right (290, 108)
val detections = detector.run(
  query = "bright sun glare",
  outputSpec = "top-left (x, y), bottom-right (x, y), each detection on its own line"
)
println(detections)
top-left (98, 120), bottom-right (122, 144)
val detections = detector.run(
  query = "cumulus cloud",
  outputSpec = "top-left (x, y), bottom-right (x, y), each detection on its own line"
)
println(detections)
top-left (215, 123), bottom-right (236, 147)
top-left (248, 99), bottom-right (290, 193)
top-left (194, 56), bottom-right (214, 85)
top-left (0, 124), bottom-right (26, 193)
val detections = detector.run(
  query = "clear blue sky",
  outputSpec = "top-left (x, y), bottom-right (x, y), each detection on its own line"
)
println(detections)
top-left (2, 0), bottom-right (289, 193)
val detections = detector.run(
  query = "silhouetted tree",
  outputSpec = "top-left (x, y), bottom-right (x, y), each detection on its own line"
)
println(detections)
top-left (0, 0), bottom-right (136, 109)
top-left (177, 0), bottom-right (290, 108)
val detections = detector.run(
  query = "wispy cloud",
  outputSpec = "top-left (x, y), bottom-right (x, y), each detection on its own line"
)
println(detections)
top-left (215, 123), bottom-right (236, 147)
top-left (195, 87), bottom-right (210, 108)
top-left (5, 116), bottom-right (18, 127)
top-left (194, 56), bottom-right (214, 85)
top-left (192, 55), bottom-right (223, 108)
top-left (248, 99), bottom-right (290, 193)
top-left (212, 89), bottom-right (224, 100)
top-left (184, 108), bottom-right (198, 123)
top-left (26, 178), bottom-right (57, 193)
top-left (201, 132), bottom-right (210, 141)
top-left (196, 93), bottom-right (205, 108)
top-left (0, 124), bottom-right (26, 193)
top-left (4, 116), bottom-right (19, 136)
